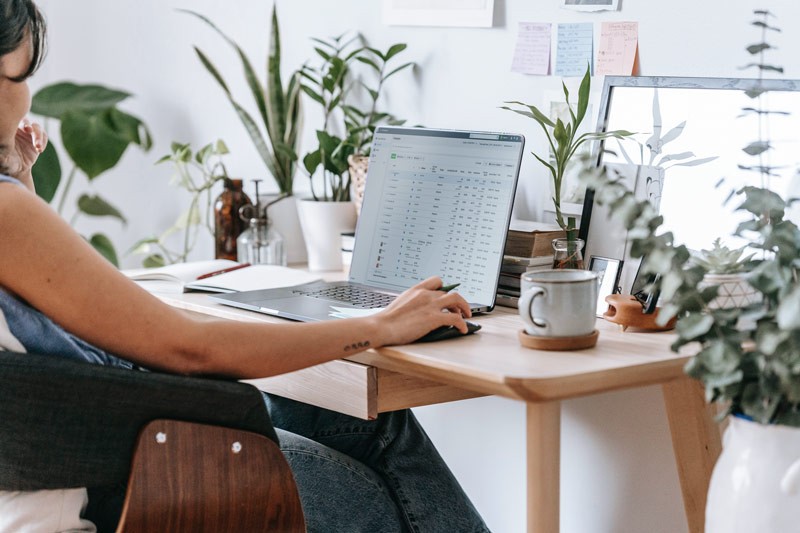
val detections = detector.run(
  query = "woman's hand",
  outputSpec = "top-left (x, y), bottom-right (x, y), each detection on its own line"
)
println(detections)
top-left (1, 119), bottom-right (47, 191)
top-left (373, 276), bottom-right (473, 346)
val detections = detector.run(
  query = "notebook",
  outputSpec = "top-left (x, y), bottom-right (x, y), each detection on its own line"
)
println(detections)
top-left (211, 126), bottom-right (525, 322)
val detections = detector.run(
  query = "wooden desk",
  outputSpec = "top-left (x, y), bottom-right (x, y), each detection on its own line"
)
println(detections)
top-left (160, 292), bottom-right (720, 533)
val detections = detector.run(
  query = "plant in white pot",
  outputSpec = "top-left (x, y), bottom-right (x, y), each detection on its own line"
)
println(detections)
top-left (692, 238), bottom-right (759, 310)
top-left (579, 12), bottom-right (800, 532)
top-left (185, 7), bottom-right (307, 263)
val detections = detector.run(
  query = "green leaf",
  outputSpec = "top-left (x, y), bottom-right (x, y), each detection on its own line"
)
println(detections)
top-left (106, 108), bottom-right (153, 150)
top-left (742, 141), bottom-right (770, 156)
top-left (576, 64), bottom-right (591, 126)
top-left (303, 150), bottom-right (322, 175)
top-left (504, 101), bottom-right (556, 128)
top-left (746, 43), bottom-right (771, 54)
top-left (143, 254), bottom-right (166, 268)
top-left (60, 110), bottom-right (129, 180)
top-left (77, 194), bottom-right (127, 224)
top-left (385, 43), bottom-right (408, 60)
top-left (356, 56), bottom-right (381, 72)
top-left (384, 62), bottom-right (414, 81)
top-left (301, 85), bottom-right (325, 105)
top-left (777, 285), bottom-right (800, 329)
top-left (31, 82), bottom-right (130, 118)
top-left (89, 233), bottom-right (119, 266)
top-left (676, 313), bottom-right (715, 340)
top-left (31, 142), bottom-right (61, 203)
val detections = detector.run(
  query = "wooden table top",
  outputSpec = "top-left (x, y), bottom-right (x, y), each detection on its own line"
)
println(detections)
top-left (160, 291), bottom-right (689, 403)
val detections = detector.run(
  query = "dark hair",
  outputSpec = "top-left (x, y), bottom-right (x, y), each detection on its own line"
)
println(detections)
top-left (0, 0), bottom-right (46, 81)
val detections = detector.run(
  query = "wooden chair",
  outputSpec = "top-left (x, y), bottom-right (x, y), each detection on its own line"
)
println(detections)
top-left (0, 351), bottom-right (305, 533)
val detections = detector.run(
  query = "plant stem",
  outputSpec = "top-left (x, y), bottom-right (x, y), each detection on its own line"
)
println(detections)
top-left (57, 166), bottom-right (79, 217)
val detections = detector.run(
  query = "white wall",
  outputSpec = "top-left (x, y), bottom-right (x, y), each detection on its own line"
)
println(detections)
top-left (31, 1), bottom-right (800, 531)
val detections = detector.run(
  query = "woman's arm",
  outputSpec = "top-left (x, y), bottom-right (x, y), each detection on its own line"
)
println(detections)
top-left (0, 184), bottom-right (470, 379)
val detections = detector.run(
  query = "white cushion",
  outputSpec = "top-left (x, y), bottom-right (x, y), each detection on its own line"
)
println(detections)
top-left (0, 309), bottom-right (95, 532)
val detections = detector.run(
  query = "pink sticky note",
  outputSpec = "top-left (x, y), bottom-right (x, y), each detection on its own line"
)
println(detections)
top-left (511, 22), bottom-right (552, 76)
top-left (596, 21), bottom-right (638, 76)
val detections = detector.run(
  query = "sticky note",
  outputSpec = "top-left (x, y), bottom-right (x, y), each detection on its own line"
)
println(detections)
top-left (596, 21), bottom-right (638, 76)
top-left (555, 22), bottom-right (593, 77)
top-left (511, 22), bottom-right (552, 75)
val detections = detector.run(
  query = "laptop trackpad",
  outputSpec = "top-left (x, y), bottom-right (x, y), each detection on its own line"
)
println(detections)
top-left (257, 296), bottom-right (355, 322)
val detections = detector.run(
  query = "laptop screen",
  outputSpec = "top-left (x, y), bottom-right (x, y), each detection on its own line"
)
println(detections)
top-left (349, 127), bottom-right (525, 309)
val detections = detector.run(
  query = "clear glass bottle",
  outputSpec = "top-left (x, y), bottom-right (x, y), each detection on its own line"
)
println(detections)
top-left (236, 180), bottom-right (287, 266)
top-left (237, 217), bottom-right (286, 266)
top-left (552, 238), bottom-right (585, 270)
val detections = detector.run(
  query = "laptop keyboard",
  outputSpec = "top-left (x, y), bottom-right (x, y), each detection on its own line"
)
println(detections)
top-left (292, 285), bottom-right (396, 309)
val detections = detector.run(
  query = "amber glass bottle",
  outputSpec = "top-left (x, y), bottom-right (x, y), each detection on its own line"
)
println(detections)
top-left (214, 178), bottom-right (252, 260)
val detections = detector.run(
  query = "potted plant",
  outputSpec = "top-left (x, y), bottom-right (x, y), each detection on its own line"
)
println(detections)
top-left (692, 238), bottom-right (759, 310)
top-left (30, 81), bottom-right (152, 266)
top-left (185, 7), bottom-right (306, 263)
top-left (579, 10), bottom-right (800, 531)
top-left (502, 65), bottom-right (631, 267)
top-left (296, 35), bottom-right (412, 270)
top-left (130, 140), bottom-right (233, 267)
top-left (344, 43), bottom-right (413, 214)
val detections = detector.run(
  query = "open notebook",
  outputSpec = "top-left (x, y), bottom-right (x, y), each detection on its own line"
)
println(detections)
top-left (122, 260), bottom-right (320, 294)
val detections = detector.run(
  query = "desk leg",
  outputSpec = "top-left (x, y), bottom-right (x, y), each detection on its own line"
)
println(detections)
top-left (662, 377), bottom-right (722, 533)
top-left (527, 401), bottom-right (561, 533)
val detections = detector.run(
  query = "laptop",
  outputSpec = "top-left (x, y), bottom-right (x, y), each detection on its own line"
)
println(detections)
top-left (211, 126), bottom-right (525, 322)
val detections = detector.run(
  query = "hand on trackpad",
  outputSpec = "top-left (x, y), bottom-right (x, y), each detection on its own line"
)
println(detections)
top-left (414, 321), bottom-right (481, 343)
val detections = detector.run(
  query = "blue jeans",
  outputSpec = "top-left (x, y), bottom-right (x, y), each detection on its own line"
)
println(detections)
top-left (264, 394), bottom-right (490, 533)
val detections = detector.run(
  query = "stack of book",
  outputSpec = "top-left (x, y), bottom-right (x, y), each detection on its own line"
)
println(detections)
top-left (496, 221), bottom-right (565, 308)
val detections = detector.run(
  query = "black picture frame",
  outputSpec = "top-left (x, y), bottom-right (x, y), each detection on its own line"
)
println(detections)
top-left (588, 255), bottom-right (623, 317)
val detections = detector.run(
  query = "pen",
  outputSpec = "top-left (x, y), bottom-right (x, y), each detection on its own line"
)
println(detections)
top-left (439, 283), bottom-right (461, 292)
top-left (196, 263), bottom-right (251, 280)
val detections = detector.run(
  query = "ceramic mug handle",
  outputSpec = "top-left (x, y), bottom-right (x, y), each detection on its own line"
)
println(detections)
top-left (519, 286), bottom-right (548, 334)
top-left (780, 458), bottom-right (800, 495)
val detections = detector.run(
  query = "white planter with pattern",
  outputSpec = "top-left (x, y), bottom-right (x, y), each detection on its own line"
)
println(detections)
top-left (701, 273), bottom-right (761, 309)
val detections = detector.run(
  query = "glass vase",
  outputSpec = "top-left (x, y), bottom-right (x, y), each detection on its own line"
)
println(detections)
top-left (552, 237), bottom-right (585, 270)
top-left (236, 219), bottom-right (286, 266)
top-left (214, 178), bottom-right (252, 261)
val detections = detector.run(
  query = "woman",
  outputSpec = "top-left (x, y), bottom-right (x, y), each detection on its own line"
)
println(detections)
top-left (0, 1), bottom-right (490, 531)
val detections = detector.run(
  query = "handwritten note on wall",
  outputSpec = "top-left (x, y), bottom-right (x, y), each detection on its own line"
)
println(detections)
top-left (511, 22), bottom-right (552, 75)
top-left (596, 21), bottom-right (639, 76)
top-left (555, 23), bottom-right (593, 77)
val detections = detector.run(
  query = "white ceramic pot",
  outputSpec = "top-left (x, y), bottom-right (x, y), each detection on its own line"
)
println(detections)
top-left (706, 416), bottom-right (800, 533)
top-left (260, 195), bottom-right (307, 265)
top-left (296, 199), bottom-right (357, 271)
top-left (701, 273), bottom-right (761, 309)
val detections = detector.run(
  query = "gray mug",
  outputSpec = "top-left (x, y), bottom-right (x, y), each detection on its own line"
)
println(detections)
top-left (519, 269), bottom-right (599, 337)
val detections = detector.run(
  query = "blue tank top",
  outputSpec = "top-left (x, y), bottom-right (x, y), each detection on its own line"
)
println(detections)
top-left (0, 174), bottom-right (136, 369)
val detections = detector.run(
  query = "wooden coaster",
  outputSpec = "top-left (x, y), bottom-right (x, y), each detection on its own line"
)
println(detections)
top-left (518, 329), bottom-right (599, 351)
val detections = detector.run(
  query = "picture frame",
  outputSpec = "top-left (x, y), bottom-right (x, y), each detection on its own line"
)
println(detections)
top-left (588, 255), bottom-right (623, 316)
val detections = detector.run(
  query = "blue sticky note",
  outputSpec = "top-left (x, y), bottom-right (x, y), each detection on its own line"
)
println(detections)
top-left (555, 23), bottom-right (593, 77)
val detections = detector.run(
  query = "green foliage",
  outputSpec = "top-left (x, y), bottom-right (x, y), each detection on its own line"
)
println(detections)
top-left (502, 65), bottom-right (632, 230)
top-left (131, 140), bottom-right (230, 266)
top-left (691, 238), bottom-right (754, 275)
top-left (580, 11), bottom-right (800, 427)
top-left (185, 7), bottom-right (302, 196)
top-left (30, 82), bottom-right (152, 266)
top-left (300, 35), bottom-right (413, 201)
